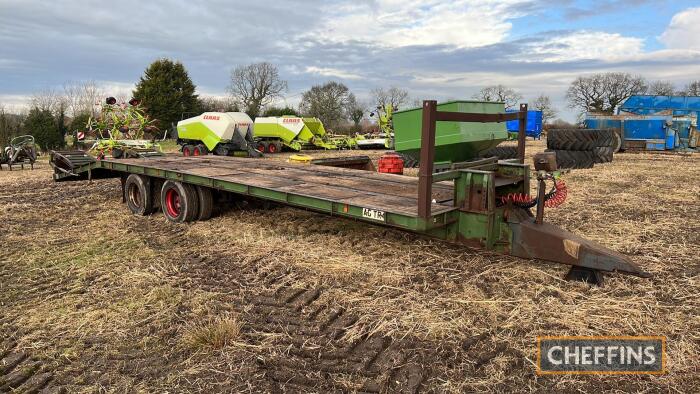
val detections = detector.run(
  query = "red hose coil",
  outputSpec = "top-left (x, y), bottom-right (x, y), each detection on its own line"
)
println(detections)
top-left (500, 192), bottom-right (534, 205)
top-left (544, 180), bottom-right (567, 208)
top-left (500, 179), bottom-right (567, 208)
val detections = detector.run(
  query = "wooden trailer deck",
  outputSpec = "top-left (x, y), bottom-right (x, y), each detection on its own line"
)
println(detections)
top-left (99, 154), bottom-right (457, 218)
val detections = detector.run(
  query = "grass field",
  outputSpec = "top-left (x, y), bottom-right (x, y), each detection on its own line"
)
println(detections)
top-left (1, 140), bottom-right (698, 392)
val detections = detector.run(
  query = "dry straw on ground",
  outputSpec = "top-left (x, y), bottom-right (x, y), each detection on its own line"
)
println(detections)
top-left (0, 140), bottom-right (698, 392)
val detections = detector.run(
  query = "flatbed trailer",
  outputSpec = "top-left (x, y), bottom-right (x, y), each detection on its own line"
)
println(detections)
top-left (50, 101), bottom-right (649, 284)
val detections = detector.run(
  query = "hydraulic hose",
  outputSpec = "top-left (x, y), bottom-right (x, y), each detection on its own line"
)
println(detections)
top-left (500, 178), bottom-right (567, 208)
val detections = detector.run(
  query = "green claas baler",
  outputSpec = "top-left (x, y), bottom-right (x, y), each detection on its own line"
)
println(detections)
top-left (176, 112), bottom-right (261, 157)
top-left (253, 116), bottom-right (356, 153)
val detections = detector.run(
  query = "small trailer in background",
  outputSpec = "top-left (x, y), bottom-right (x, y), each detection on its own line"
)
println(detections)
top-left (507, 109), bottom-right (542, 140)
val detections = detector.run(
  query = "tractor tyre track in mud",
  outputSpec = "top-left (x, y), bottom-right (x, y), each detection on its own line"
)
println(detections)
top-left (131, 218), bottom-right (439, 392)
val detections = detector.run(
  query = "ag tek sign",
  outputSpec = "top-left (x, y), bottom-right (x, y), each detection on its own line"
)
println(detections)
top-left (537, 336), bottom-right (666, 375)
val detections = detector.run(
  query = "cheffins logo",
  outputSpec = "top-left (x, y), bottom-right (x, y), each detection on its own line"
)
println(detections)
top-left (537, 336), bottom-right (666, 375)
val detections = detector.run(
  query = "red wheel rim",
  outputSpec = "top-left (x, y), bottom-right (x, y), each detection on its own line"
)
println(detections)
top-left (268, 144), bottom-right (277, 153)
top-left (183, 147), bottom-right (191, 156)
top-left (257, 143), bottom-right (266, 152)
top-left (165, 188), bottom-right (181, 217)
top-left (193, 147), bottom-right (201, 156)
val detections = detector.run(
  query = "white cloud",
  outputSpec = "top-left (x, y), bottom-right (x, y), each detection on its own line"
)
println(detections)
top-left (308, 0), bottom-right (526, 48)
top-left (659, 7), bottom-right (700, 50)
top-left (98, 81), bottom-right (136, 98)
top-left (304, 66), bottom-right (362, 80)
top-left (518, 31), bottom-right (644, 63)
top-left (0, 94), bottom-right (31, 112)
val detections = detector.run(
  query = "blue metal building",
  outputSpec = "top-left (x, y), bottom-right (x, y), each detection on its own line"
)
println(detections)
top-left (584, 95), bottom-right (699, 151)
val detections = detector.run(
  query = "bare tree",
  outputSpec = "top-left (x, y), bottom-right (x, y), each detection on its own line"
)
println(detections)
top-left (371, 87), bottom-right (409, 110)
top-left (648, 80), bottom-right (676, 96)
top-left (680, 81), bottom-right (700, 96)
top-left (566, 72), bottom-right (647, 114)
top-left (0, 104), bottom-right (27, 147)
top-left (198, 96), bottom-right (239, 113)
top-left (532, 94), bottom-right (557, 125)
top-left (30, 89), bottom-right (66, 115)
top-left (549, 118), bottom-right (576, 128)
top-left (227, 62), bottom-right (287, 118)
top-left (63, 80), bottom-right (105, 117)
top-left (299, 81), bottom-right (354, 129)
top-left (472, 85), bottom-right (523, 109)
top-left (346, 95), bottom-right (365, 130)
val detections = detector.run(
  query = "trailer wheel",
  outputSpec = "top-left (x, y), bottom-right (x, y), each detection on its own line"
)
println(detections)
top-left (182, 145), bottom-right (194, 156)
top-left (161, 180), bottom-right (199, 223)
top-left (267, 142), bottom-right (279, 154)
top-left (193, 145), bottom-right (207, 156)
top-left (196, 186), bottom-right (214, 221)
top-left (257, 141), bottom-right (268, 153)
top-left (125, 174), bottom-right (153, 215)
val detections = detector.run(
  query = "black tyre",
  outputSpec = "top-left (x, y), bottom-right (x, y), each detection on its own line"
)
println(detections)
top-left (594, 129), bottom-right (612, 147)
top-left (478, 146), bottom-right (518, 160)
top-left (547, 129), bottom-right (597, 151)
top-left (196, 186), bottom-right (213, 221)
top-left (182, 145), bottom-right (194, 156)
top-left (612, 132), bottom-right (622, 153)
top-left (160, 180), bottom-right (199, 223)
top-left (396, 152), bottom-right (419, 168)
top-left (546, 149), bottom-right (595, 169)
top-left (124, 174), bottom-right (153, 215)
top-left (193, 144), bottom-right (208, 156)
top-left (214, 145), bottom-right (230, 156)
top-left (593, 147), bottom-right (614, 163)
top-left (256, 141), bottom-right (268, 153)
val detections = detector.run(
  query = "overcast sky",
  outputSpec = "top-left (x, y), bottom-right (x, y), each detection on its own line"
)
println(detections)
top-left (1, 0), bottom-right (700, 120)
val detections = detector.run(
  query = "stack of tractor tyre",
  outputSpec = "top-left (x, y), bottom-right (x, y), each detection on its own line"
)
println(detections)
top-left (478, 145), bottom-right (519, 160)
top-left (546, 128), bottom-right (620, 169)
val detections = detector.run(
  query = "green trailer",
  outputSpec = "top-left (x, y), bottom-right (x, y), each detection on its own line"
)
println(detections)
top-left (49, 101), bottom-right (648, 285)
top-left (253, 116), bottom-right (356, 153)
top-left (393, 100), bottom-right (513, 167)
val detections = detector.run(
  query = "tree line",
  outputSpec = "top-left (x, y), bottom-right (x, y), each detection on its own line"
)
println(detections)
top-left (2, 57), bottom-right (700, 149)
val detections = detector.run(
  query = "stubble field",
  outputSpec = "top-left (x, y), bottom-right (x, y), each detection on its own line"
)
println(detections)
top-left (1, 139), bottom-right (698, 392)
